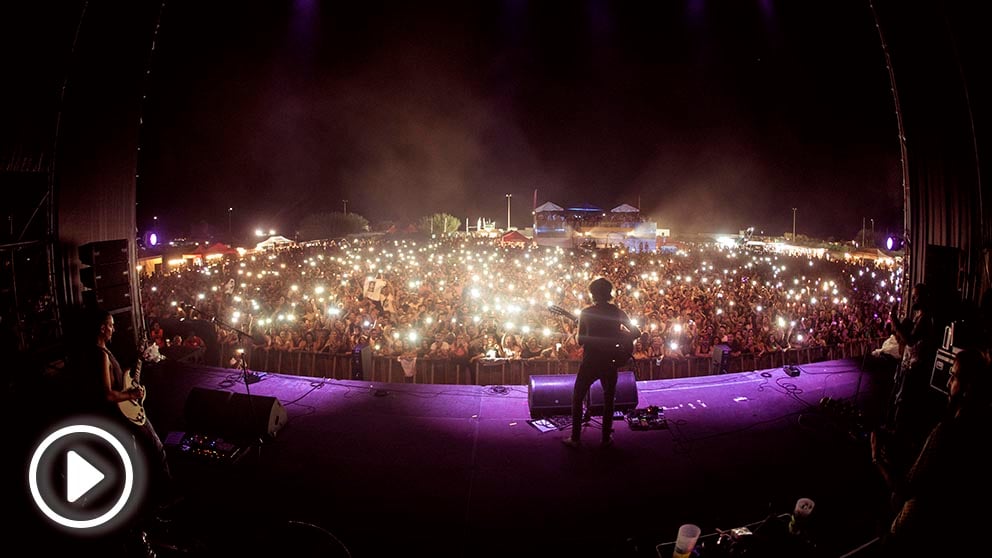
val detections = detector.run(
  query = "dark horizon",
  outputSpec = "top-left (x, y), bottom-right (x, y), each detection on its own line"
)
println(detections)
top-left (132, 0), bottom-right (903, 244)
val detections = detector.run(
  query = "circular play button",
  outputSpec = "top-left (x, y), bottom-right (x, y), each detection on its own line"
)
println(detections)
top-left (27, 416), bottom-right (149, 536)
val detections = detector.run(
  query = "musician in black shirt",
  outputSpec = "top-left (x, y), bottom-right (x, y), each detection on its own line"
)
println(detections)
top-left (86, 309), bottom-right (173, 513)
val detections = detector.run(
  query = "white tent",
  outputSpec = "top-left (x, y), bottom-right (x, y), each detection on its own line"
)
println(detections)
top-left (255, 235), bottom-right (296, 250)
top-left (611, 203), bottom-right (640, 213)
top-left (534, 201), bottom-right (565, 213)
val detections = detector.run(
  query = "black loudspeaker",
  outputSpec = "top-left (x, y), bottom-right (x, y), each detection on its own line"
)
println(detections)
top-left (83, 283), bottom-right (132, 310)
top-left (528, 372), bottom-right (639, 419)
top-left (528, 375), bottom-right (575, 418)
top-left (589, 371), bottom-right (639, 416)
top-left (80, 260), bottom-right (131, 290)
top-left (184, 387), bottom-right (288, 441)
top-left (79, 239), bottom-right (129, 266)
top-left (109, 307), bottom-right (134, 339)
top-left (80, 238), bottom-right (132, 313)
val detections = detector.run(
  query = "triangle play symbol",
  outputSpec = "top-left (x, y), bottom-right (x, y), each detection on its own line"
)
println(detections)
top-left (67, 450), bottom-right (105, 503)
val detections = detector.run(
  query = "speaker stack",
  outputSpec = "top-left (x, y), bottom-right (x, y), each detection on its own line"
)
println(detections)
top-left (527, 371), bottom-right (639, 419)
top-left (79, 238), bottom-right (131, 306)
top-left (79, 239), bottom-right (136, 355)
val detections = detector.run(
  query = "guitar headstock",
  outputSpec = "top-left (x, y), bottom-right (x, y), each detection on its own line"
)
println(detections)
top-left (547, 305), bottom-right (578, 323)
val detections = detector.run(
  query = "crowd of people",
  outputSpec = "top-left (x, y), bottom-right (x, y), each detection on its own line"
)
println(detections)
top-left (138, 237), bottom-right (899, 371)
top-left (130, 235), bottom-right (992, 554)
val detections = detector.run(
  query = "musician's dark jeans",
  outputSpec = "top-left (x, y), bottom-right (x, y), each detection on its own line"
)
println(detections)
top-left (128, 418), bottom-right (174, 509)
top-left (570, 362), bottom-right (618, 442)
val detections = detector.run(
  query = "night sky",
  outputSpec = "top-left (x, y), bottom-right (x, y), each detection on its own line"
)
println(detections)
top-left (136, 0), bottom-right (903, 242)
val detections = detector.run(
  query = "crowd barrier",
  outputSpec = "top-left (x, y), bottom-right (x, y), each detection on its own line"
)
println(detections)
top-left (207, 338), bottom-right (886, 385)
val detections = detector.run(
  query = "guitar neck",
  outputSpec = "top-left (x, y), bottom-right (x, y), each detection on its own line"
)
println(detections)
top-left (548, 306), bottom-right (578, 323)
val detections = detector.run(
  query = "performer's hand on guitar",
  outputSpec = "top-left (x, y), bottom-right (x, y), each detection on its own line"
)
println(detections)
top-left (125, 385), bottom-right (144, 401)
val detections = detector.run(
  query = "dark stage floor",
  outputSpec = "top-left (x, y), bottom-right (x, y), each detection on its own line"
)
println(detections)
top-left (9, 356), bottom-right (895, 558)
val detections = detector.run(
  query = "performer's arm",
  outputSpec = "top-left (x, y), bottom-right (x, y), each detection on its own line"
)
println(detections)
top-left (102, 352), bottom-right (141, 404)
top-left (577, 310), bottom-right (591, 347)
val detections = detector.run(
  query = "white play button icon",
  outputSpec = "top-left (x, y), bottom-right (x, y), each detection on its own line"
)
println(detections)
top-left (66, 450), bottom-right (106, 503)
top-left (28, 416), bottom-right (149, 535)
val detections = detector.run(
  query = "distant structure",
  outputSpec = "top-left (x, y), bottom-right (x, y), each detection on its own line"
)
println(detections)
top-left (533, 201), bottom-right (659, 251)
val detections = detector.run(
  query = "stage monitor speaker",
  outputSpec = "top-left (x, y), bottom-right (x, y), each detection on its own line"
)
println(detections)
top-left (528, 371), bottom-right (639, 419)
top-left (80, 260), bottom-right (131, 290)
top-left (528, 374), bottom-right (574, 418)
top-left (79, 239), bottom-right (129, 266)
top-left (589, 370), bottom-right (639, 416)
top-left (184, 387), bottom-right (288, 441)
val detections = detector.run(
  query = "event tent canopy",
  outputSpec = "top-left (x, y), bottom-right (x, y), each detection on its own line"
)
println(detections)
top-left (500, 230), bottom-right (531, 246)
top-left (255, 235), bottom-right (296, 250)
top-left (534, 202), bottom-right (565, 213)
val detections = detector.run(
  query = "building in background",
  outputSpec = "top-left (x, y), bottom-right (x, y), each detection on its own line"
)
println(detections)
top-left (533, 202), bottom-right (659, 251)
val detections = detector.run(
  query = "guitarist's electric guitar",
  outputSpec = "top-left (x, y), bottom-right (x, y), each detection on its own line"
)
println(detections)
top-left (546, 304), bottom-right (635, 365)
top-left (119, 358), bottom-right (147, 426)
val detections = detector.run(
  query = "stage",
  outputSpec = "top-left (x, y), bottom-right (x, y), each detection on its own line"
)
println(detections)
top-left (12, 356), bottom-right (894, 557)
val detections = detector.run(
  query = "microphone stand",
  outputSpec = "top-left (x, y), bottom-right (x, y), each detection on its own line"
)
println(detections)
top-left (183, 304), bottom-right (265, 451)
top-left (184, 303), bottom-right (263, 386)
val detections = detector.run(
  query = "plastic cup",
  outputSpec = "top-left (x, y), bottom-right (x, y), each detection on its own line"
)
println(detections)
top-left (672, 523), bottom-right (701, 558)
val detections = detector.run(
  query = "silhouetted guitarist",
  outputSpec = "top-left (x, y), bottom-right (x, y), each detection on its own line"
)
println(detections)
top-left (562, 277), bottom-right (640, 448)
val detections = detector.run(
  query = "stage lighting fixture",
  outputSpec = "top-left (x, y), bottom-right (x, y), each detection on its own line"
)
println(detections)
top-left (885, 235), bottom-right (906, 251)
